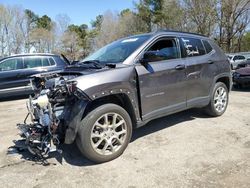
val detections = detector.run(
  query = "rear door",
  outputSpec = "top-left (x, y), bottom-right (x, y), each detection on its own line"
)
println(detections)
top-left (23, 56), bottom-right (54, 77)
top-left (179, 37), bottom-right (216, 107)
top-left (0, 57), bottom-right (28, 92)
top-left (135, 37), bottom-right (187, 120)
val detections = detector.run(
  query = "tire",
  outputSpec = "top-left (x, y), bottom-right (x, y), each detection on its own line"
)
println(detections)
top-left (204, 82), bottom-right (229, 117)
top-left (76, 103), bottom-right (132, 163)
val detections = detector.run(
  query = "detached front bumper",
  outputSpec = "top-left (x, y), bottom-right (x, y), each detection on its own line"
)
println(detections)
top-left (63, 100), bottom-right (88, 144)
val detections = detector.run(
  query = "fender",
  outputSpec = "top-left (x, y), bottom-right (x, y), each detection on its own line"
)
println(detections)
top-left (63, 66), bottom-right (141, 144)
top-left (211, 72), bottom-right (232, 97)
top-left (75, 65), bottom-right (141, 120)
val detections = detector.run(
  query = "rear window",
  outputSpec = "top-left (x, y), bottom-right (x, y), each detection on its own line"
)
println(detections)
top-left (181, 38), bottom-right (206, 57)
top-left (203, 40), bottom-right (213, 53)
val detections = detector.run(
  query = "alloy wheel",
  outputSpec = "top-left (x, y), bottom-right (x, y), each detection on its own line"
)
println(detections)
top-left (214, 86), bottom-right (227, 113)
top-left (90, 113), bottom-right (127, 155)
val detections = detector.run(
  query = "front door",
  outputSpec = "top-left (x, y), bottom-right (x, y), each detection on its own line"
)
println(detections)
top-left (135, 37), bottom-right (187, 121)
top-left (0, 57), bottom-right (28, 94)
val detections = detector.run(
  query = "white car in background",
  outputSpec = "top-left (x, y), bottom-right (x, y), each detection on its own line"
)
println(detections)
top-left (228, 54), bottom-right (246, 69)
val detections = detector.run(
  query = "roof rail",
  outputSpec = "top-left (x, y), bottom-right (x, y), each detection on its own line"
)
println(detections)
top-left (155, 29), bottom-right (207, 37)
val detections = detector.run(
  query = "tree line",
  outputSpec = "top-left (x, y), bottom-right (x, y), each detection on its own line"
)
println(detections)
top-left (0, 0), bottom-right (250, 61)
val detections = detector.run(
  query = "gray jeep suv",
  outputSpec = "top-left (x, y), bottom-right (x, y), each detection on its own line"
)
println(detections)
top-left (17, 30), bottom-right (231, 163)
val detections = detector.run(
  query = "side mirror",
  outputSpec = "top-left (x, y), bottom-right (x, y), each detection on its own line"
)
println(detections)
top-left (140, 51), bottom-right (166, 65)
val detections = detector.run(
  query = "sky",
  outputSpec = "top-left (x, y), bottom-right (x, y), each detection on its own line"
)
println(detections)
top-left (0, 0), bottom-right (138, 26)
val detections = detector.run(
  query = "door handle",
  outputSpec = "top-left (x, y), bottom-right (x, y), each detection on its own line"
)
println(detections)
top-left (208, 60), bottom-right (214, 64)
top-left (175, 64), bottom-right (186, 70)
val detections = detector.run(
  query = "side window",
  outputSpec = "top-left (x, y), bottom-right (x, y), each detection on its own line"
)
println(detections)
top-left (49, 57), bottom-right (56, 65)
top-left (233, 56), bottom-right (245, 61)
top-left (24, 57), bottom-right (42, 68)
top-left (238, 55), bottom-right (245, 60)
top-left (181, 38), bottom-right (206, 57)
top-left (0, 58), bottom-right (23, 71)
top-left (42, 58), bottom-right (50, 67)
top-left (202, 40), bottom-right (213, 54)
top-left (233, 56), bottom-right (239, 61)
top-left (145, 38), bottom-right (179, 62)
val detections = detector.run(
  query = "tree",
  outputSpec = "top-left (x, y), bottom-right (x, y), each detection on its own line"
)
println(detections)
top-left (91, 15), bottom-right (103, 29)
top-left (8, 6), bottom-right (27, 54)
top-left (55, 14), bottom-right (71, 35)
top-left (29, 27), bottom-right (55, 53)
top-left (156, 0), bottom-right (186, 31)
top-left (24, 9), bottom-right (38, 52)
top-left (0, 5), bottom-right (11, 56)
top-left (135, 0), bottom-right (153, 32)
top-left (119, 9), bottom-right (146, 35)
top-left (67, 24), bottom-right (89, 56)
top-left (241, 31), bottom-right (250, 51)
top-left (60, 30), bottom-right (81, 61)
top-left (183, 0), bottom-right (217, 36)
top-left (217, 0), bottom-right (250, 52)
top-left (92, 11), bottom-right (120, 49)
top-left (37, 15), bottom-right (52, 30)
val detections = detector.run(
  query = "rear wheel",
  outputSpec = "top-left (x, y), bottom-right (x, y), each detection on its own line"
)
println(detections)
top-left (76, 104), bottom-right (132, 163)
top-left (204, 82), bottom-right (229, 117)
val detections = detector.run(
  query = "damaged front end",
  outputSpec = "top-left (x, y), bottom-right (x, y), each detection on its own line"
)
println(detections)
top-left (17, 73), bottom-right (89, 158)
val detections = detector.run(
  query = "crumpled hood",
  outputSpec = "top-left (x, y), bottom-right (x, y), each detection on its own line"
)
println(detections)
top-left (235, 67), bottom-right (250, 76)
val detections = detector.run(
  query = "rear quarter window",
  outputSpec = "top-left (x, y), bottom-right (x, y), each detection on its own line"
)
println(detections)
top-left (49, 57), bottom-right (56, 65)
top-left (53, 56), bottom-right (66, 66)
top-left (202, 40), bottom-right (213, 53)
top-left (180, 37), bottom-right (206, 57)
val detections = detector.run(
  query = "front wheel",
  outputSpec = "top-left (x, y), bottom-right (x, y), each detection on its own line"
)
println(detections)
top-left (204, 82), bottom-right (229, 117)
top-left (76, 104), bottom-right (132, 163)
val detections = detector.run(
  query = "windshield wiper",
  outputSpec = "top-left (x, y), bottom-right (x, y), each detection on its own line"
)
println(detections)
top-left (66, 60), bottom-right (117, 69)
top-left (80, 60), bottom-right (104, 69)
top-left (81, 60), bottom-right (117, 69)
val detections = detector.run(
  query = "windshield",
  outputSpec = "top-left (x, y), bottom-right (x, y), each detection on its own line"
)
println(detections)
top-left (82, 35), bottom-right (151, 64)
